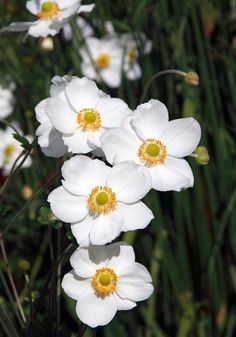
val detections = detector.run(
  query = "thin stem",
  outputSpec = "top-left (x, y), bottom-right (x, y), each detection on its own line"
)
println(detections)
top-left (0, 119), bottom-right (20, 134)
top-left (0, 232), bottom-right (26, 324)
top-left (140, 69), bottom-right (186, 103)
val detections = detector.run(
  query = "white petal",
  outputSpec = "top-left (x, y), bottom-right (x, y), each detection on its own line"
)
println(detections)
top-left (65, 77), bottom-right (100, 112)
top-left (108, 243), bottom-right (135, 273)
top-left (28, 19), bottom-right (59, 38)
top-left (26, 0), bottom-right (39, 14)
top-left (160, 118), bottom-right (201, 157)
top-left (101, 66), bottom-right (122, 88)
top-left (77, 4), bottom-right (95, 13)
top-left (113, 293), bottom-right (136, 310)
top-left (62, 129), bottom-right (92, 154)
top-left (132, 99), bottom-right (169, 139)
top-left (70, 247), bottom-right (99, 278)
top-left (116, 201), bottom-right (154, 231)
top-left (47, 186), bottom-right (88, 223)
top-left (101, 128), bottom-right (139, 165)
top-left (75, 287), bottom-right (117, 328)
top-left (149, 157), bottom-right (194, 191)
top-left (61, 271), bottom-right (90, 300)
top-left (116, 263), bottom-right (153, 302)
top-left (96, 97), bottom-right (130, 128)
top-left (107, 162), bottom-right (151, 203)
top-left (59, 2), bottom-right (80, 19)
top-left (47, 98), bottom-right (77, 133)
top-left (90, 211), bottom-right (124, 245)
top-left (61, 155), bottom-right (110, 196)
top-left (1, 22), bottom-right (34, 32)
top-left (71, 215), bottom-right (93, 245)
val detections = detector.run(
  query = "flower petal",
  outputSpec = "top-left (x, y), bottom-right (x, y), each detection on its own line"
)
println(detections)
top-left (116, 201), bottom-right (154, 231)
top-left (77, 4), bottom-right (95, 13)
top-left (108, 243), bottom-right (135, 273)
top-left (113, 293), bottom-right (136, 310)
top-left (75, 287), bottom-right (117, 328)
top-left (160, 118), bottom-right (201, 157)
top-left (96, 97), bottom-right (130, 128)
top-left (47, 186), bottom-right (88, 223)
top-left (47, 97), bottom-right (77, 134)
top-left (70, 247), bottom-right (100, 278)
top-left (107, 162), bottom-right (151, 203)
top-left (61, 271), bottom-right (91, 300)
top-left (149, 157), bottom-right (194, 191)
top-left (116, 263), bottom-right (154, 302)
top-left (101, 128), bottom-right (139, 165)
top-left (61, 155), bottom-right (110, 196)
top-left (90, 211), bottom-right (124, 245)
top-left (132, 99), bottom-right (169, 139)
top-left (62, 129), bottom-right (92, 154)
top-left (71, 215), bottom-right (93, 245)
top-left (65, 77), bottom-right (100, 112)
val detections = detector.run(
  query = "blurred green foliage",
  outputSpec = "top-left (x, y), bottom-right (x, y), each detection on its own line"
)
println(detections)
top-left (0, 0), bottom-right (236, 337)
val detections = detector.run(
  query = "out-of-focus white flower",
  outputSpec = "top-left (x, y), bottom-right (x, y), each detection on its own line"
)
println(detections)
top-left (101, 99), bottom-right (201, 192)
top-left (1, 0), bottom-right (95, 38)
top-left (0, 83), bottom-right (15, 119)
top-left (80, 37), bottom-right (123, 88)
top-left (46, 77), bottom-right (130, 154)
top-left (121, 33), bottom-right (152, 81)
top-left (62, 17), bottom-right (94, 41)
top-left (0, 126), bottom-right (32, 175)
top-left (35, 75), bottom-right (71, 157)
top-left (48, 155), bottom-right (153, 246)
top-left (62, 242), bottom-right (154, 327)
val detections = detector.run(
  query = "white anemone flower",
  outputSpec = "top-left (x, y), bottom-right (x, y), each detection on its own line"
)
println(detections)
top-left (46, 77), bottom-right (131, 154)
top-left (62, 242), bottom-right (154, 328)
top-left (0, 83), bottom-right (15, 119)
top-left (80, 37), bottom-right (123, 88)
top-left (62, 17), bottom-right (94, 41)
top-left (101, 99), bottom-right (201, 192)
top-left (35, 75), bottom-right (72, 157)
top-left (0, 126), bottom-right (32, 175)
top-left (1, 0), bottom-right (95, 38)
top-left (48, 155), bottom-right (153, 246)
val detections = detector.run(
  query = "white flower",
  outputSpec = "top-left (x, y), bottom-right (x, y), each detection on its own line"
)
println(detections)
top-left (101, 99), bottom-right (201, 192)
top-left (0, 126), bottom-right (32, 175)
top-left (121, 33), bottom-right (152, 81)
top-left (48, 155), bottom-right (153, 245)
top-left (62, 242), bottom-right (154, 328)
top-left (62, 17), bottom-right (94, 41)
top-left (45, 77), bottom-right (131, 154)
top-left (80, 37), bottom-right (123, 88)
top-left (0, 83), bottom-right (14, 119)
top-left (35, 75), bottom-right (71, 157)
top-left (1, 0), bottom-right (95, 38)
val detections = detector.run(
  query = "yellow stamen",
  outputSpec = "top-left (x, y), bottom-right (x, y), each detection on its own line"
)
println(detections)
top-left (95, 53), bottom-right (111, 69)
top-left (128, 48), bottom-right (136, 64)
top-left (92, 267), bottom-right (117, 296)
top-left (4, 144), bottom-right (16, 157)
top-left (77, 108), bottom-right (101, 131)
top-left (138, 138), bottom-right (167, 166)
top-left (88, 186), bottom-right (117, 214)
top-left (37, 2), bottom-right (59, 18)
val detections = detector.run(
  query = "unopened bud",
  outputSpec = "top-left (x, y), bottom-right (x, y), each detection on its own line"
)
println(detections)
top-left (39, 37), bottom-right (54, 52)
top-left (194, 146), bottom-right (210, 165)
top-left (185, 71), bottom-right (199, 86)
top-left (18, 259), bottom-right (30, 271)
top-left (48, 211), bottom-right (58, 221)
top-left (22, 186), bottom-right (33, 200)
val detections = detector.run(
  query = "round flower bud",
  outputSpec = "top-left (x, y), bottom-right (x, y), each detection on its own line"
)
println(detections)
top-left (18, 259), bottom-right (30, 271)
top-left (194, 146), bottom-right (210, 165)
top-left (185, 71), bottom-right (199, 86)
top-left (39, 37), bottom-right (54, 52)
top-left (22, 186), bottom-right (33, 200)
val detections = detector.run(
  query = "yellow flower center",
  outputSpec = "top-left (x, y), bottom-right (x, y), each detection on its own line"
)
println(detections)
top-left (138, 138), bottom-right (167, 166)
top-left (4, 144), bottom-right (16, 157)
top-left (88, 186), bottom-right (117, 214)
top-left (92, 267), bottom-right (117, 296)
top-left (77, 108), bottom-right (101, 131)
top-left (128, 48), bottom-right (136, 64)
top-left (37, 2), bottom-right (60, 18)
top-left (95, 53), bottom-right (111, 69)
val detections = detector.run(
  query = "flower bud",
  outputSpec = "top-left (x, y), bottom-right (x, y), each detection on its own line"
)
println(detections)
top-left (39, 37), bottom-right (54, 52)
top-left (185, 71), bottom-right (199, 86)
top-left (22, 185), bottom-right (33, 200)
top-left (18, 259), bottom-right (30, 271)
top-left (194, 146), bottom-right (210, 165)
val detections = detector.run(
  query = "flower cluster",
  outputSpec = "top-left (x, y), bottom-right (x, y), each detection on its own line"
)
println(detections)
top-left (35, 75), bottom-right (201, 327)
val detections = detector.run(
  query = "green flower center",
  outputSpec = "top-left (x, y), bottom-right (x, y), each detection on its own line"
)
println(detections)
top-left (84, 111), bottom-right (97, 124)
top-left (42, 2), bottom-right (55, 13)
top-left (96, 192), bottom-right (109, 206)
top-left (146, 143), bottom-right (160, 157)
top-left (99, 273), bottom-right (111, 286)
